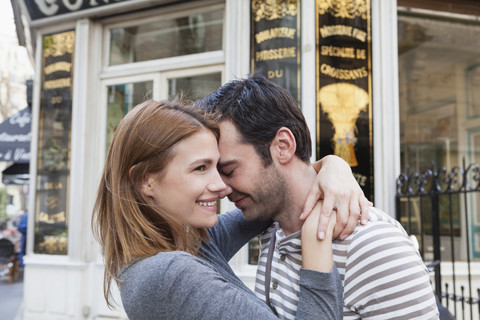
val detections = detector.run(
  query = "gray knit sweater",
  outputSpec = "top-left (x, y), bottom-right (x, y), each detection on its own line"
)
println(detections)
top-left (119, 209), bottom-right (343, 319)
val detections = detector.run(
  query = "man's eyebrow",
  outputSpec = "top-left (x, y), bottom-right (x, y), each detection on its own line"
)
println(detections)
top-left (218, 159), bottom-right (237, 169)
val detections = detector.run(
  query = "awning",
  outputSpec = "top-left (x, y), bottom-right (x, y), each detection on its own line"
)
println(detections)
top-left (2, 163), bottom-right (29, 185)
top-left (0, 107), bottom-right (31, 163)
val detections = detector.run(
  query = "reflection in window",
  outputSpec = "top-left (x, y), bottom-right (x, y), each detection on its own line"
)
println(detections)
top-left (168, 72), bottom-right (221, 102)
top-left (109, 8), bottom-right (223, 66)
top-left (35, 30), bottom-right (75, 255)
top-left (248, 237), bottom-right (260, 265)
top-left (398, 10), bottom-right (480, 260)
top-left (398, 14), bottom-right (480, 172)
top-left (106, 81), bottom-right (153, 152)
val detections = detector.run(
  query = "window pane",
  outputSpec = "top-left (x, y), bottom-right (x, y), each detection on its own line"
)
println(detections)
top-left (398, 11), bottom-right (480, 260)
top-left (109, 8), bottom-right (224, 66)
top-left (248, 237), bottom-right (260, 265)
top-left (168, 72), bottom-right (221, 101)
top-left (106, 81), bottom-right (153, 152)
top-left (35, 30), bottom-right (75, 255)
top-left (398, 13), bottom-right (480, 172)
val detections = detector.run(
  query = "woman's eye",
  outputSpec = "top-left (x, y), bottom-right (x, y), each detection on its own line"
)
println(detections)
top-left (195, 165), bottom-right (207, 172)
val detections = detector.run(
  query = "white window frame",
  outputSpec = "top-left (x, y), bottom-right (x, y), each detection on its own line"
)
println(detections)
top-left (100, 1), bottom-right (225, 79)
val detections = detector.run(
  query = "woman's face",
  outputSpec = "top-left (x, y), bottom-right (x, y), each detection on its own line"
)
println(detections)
top-left (142, 129), bottom-right (227, 228)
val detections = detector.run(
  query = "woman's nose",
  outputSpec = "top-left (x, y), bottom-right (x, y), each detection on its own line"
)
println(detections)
top-left (208, 170), bottom-right (228, 193)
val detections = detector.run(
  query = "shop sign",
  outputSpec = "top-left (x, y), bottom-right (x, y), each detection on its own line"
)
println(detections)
top-left (34, 30), bottom-right (75, 255)
top-left (250, 0), bottom-right (301, 103)
top-left (316, 0), bottom-right (373, 200)
top-left (0, 107), bottom-right (31, 163)
top-left (24, 0), bottom-right (130, 21)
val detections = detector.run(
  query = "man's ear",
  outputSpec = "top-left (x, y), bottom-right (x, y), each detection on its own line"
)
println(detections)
top-left (271, 127), bottom-right (296, 164)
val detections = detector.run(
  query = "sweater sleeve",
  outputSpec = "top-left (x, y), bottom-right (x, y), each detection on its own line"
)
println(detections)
top-left (296, 266), bottom-right (343, 319)
top-left (209, 209), bottom-right (272, 261)
top-left (119, 252), bottom-right (343, 320)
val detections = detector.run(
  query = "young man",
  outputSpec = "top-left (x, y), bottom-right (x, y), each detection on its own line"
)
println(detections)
top-left (197, 73), bottom-right (439, 319)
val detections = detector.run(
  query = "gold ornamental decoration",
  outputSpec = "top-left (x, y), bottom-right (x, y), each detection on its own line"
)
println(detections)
top-left (317, 0), bottom-right (368, 20)
top-left (316, 0), bottom-right (372, 199)
top-left (318, 83), bottom-right (369, 167)
top-left (42, 31), bottom-right (75, 58)
top-left (251, 0), bottom-right (301, 103)
top-left (252, 0), bottom-right (298, 22)
top-left (35, 29), bottom-right (75, 255)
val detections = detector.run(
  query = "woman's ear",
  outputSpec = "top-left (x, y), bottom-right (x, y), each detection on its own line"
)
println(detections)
top-left (140, 173), bottom-right (155, 198)
top-left (271, 127), bottom-right (296, 165)
top-left (130, 165), bottom-right (153, 197)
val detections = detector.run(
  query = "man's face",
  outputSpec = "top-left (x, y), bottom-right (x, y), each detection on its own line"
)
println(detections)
top-left (217, 120), bottom-right (286, 221)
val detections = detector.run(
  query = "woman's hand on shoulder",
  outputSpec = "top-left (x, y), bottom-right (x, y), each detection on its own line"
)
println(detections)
top-left (300, 155), bottom-right (372, 241)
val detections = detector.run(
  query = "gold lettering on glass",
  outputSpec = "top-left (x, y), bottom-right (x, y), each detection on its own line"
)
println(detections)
top-left (35, 30), bottom-right (75, 255)
top-left (255, 27), bottom-right (297, 44)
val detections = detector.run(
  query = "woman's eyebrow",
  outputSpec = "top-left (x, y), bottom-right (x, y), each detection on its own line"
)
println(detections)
top-left (189, 159), bottom-right (213, 167)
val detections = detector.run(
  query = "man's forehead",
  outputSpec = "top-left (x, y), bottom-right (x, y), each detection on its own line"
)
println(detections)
top-left (218, 121), bottom-right (244, 152)
top-left (218, 120), bottom-right (254, 166)
top-left (219, 120), bottom-right (241, 141)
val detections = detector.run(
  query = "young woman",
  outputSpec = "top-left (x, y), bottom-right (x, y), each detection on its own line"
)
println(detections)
top-left (92, 100), bottom-right (342, 319)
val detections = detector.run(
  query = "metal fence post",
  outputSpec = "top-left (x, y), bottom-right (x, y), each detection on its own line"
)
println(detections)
top-left (431, 168), bottom-right (442, 300)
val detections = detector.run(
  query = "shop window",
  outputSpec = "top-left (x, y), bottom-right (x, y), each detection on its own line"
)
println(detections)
top-left (106, 81), bottom-right (153, 151)
top-left (35, 31), bottom-right (75, 255)
top-left (109, 8), bottom-right (223, 66)
top-left (397, 6), bottom-right (480, 259)
top-left (168, 72), bottom-right (221, 102)
top-left (248, 237), bottom-right (260, 265)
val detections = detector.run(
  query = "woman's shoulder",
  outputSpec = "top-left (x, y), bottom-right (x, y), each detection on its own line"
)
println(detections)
top-left (133, 250), bottom-right (200, 266)
top-left (119, 251), bottom-right (213, 318)
top-left (120, 251), bottom-right (207, 281)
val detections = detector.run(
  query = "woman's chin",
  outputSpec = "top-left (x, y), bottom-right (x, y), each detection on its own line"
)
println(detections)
top-left (198, 214), bottom-right (219, 228)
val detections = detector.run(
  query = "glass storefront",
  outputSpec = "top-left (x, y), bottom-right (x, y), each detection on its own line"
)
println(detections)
top-left (35, 30), bottom-right (75, 255)
top-left (398, 13), bottom-right (480, 173)
top-left (397, 2), bottom-right (480, 260)
top-left (109, 8), bottom-right (224, 66)
top-left (168, 72), bottom-right (222, 101)
top-left (106, 81), bottom-right (153, 151)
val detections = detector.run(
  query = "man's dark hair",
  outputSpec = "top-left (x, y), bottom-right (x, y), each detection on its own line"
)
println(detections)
top-left (195, 73), bottom-right (312, 166)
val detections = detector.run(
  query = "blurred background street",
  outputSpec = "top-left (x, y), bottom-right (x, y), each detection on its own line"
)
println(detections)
top-left (0, 1), bottom-right (30, 319)
top-left (0, 269), bottom-right (24, 320)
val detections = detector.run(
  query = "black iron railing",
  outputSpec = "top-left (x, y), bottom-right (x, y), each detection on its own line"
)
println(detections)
top-left (396, 158), bottom-right (480, 320)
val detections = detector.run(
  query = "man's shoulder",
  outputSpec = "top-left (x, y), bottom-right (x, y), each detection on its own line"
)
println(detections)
top-left (333, 207), bottom-right (409, 247)
top-left (365, 206), bottom-right (400, 224)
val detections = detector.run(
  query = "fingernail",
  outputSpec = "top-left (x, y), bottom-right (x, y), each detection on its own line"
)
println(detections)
top-left (361, 219), bottom-right (368, 225)
top-left (318, 231), bottom-right (325, 240)
top-left (299, 212), bottom-right (305, 219)
top-left (340, 234), bottom-right (347, 240)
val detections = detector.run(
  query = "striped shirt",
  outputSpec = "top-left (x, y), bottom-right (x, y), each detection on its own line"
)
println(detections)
top-left (254, 207), bottom-right (439, 319)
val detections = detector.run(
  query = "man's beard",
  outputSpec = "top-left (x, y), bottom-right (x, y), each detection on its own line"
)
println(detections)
top-left (237, 164), bottom-right (288, 221)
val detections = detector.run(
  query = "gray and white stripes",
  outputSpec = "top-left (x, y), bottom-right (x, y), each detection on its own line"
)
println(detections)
top-left (255, 225), bottom-right (303, 319)
top-left (255, 207), bottom-right (439, 319)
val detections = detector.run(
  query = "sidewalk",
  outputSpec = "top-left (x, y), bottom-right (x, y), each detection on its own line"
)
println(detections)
top-left (0, 269), bottom-right (24, 320)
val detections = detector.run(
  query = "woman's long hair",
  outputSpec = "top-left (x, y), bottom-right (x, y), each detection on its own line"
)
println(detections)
top-left (91, 99), bottom-right (219, 307)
